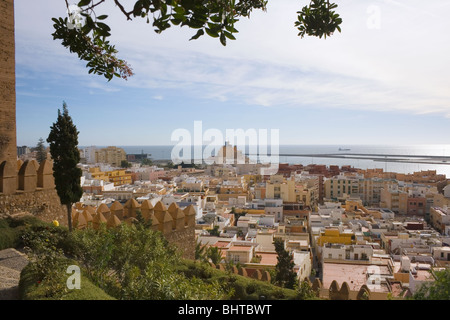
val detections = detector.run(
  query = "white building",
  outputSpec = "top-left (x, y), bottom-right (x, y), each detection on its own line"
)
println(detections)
top-left (83, 146), bottom-right (97, 164)
top-left (293, 251), bottom-right (312, 282)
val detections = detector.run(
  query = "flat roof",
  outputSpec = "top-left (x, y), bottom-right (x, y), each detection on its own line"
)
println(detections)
top-left (256, 252), bottom-right (278, 265)
top-left (228, 245), bottom-right (253, 252)
top-left (322, 262), bottom-right (391, 293)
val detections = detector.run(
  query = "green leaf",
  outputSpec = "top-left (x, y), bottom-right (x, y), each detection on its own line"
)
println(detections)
top-left (223, 31), bottom-right (236, 40)
top-left (97, 22), bottom-right (111, 31)
top-left (97, 15), bottom-right (108, 20)
top-left (78, 0), bottom-right (91, 7)
top-left (220, 32), bottom-right (226, 46)
top-left (205, 28), bottom-right (219, 38)
top-left (189, 28), bottom-right (204, 41)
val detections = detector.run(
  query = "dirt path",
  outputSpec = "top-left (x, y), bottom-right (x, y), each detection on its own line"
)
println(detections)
top-left (0, 248), bottom-right (29, 300)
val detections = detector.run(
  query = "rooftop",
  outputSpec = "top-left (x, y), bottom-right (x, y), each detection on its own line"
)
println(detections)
top-left (322, 261), bottom-right (391, 293)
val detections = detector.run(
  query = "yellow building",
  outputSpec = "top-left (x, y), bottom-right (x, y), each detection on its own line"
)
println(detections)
top-left (265, 176), bottom-right (296, 202)
top-left (317, 228), bottom-right (355, 247)
top-left (89, 167), bottom-right (109, 181)
top-left (380, 183), bottom-right (408, 215)
top-left (95, 146), bottom-right (127, 167)
top-left (294, 183), bottom-right (318, 208)
top-left (324, 176), bottom-right (360, 200)
top-left (106, 169), bottom-right (133, 186)
top-left (243, 174), bottom-right (263, 186)
top-left (217, 185), bottom-right (249, 201)
top-left (90, 167), bottom-right (132, 186)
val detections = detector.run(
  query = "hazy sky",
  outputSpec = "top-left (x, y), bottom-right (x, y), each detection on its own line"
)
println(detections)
top-left (14, 0), bottom-right (450, 147)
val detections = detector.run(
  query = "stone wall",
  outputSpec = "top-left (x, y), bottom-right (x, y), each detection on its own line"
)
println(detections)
top-left (0, 188), bottom-right (66, 222)
top-left (0, 159), bottom-right (67, 223)
top-left (0, 0), bottom-right (17, 165)
top-left (164, 225), bottom-right (195, 260)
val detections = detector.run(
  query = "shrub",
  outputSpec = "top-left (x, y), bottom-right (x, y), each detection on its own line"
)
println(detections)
top-left (0, 216), bottom-right (48, 250)
top-left (63, 223), bottom-right (227, 300)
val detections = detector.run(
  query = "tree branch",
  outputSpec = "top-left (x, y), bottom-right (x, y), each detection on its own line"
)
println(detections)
top-left (113, 0), bottom-right (134, 20)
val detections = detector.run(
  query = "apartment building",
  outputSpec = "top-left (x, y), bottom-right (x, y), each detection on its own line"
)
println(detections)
top-left (95, 146), bottom-right (127, 167)
top-left (430, 206), bottom-right (450, 235)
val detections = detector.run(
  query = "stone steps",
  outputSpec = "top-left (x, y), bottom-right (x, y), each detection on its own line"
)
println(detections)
top-left (0, 248), bottom-right (29, 300)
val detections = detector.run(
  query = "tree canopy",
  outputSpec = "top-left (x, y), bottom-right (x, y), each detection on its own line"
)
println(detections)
top-left (35, 137), bottom-right (47, 164)
top-left (412, 268), bottom-right (450, 300)
top-left (52, 0), bottom-right (342, 81)
top-left (47, 102), bottom-right (83, 232)
top-left (273, 237), bottom-right (297, 289)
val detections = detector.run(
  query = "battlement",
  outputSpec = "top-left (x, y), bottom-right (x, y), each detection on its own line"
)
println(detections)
top-left (0, 159), bottom-right (67, 222)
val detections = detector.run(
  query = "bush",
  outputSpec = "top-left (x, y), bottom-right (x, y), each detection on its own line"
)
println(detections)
top-left (0, 216), bottom-right (54, 250)
top-left (62, 223), bottom-right (227, 300)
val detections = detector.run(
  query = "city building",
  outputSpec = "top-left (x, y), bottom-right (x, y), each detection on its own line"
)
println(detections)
top-left (430, 206), bottom-right (450, 235)
top-left (94, 146), bottom-right (127, 167)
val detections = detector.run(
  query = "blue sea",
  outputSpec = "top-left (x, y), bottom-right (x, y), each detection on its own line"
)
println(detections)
top-left (86, 144), bottom-right (450, 177)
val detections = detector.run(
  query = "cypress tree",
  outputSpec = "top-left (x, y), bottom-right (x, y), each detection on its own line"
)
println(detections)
top-left (36, 137), bottom-right (47, 163)
top-left (274, 237), bottom-right (298, 289)
top-left (47, 102), bottom-right (83, 232)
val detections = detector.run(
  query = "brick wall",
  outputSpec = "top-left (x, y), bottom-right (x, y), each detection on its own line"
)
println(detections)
top-left (164, 226), bottom-right (196, 260)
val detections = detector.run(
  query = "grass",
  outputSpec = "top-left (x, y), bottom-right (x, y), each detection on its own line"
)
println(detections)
top-left (19, 261), bottom-right (115, 300)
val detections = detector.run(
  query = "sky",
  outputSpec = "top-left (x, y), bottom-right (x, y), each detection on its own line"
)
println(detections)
top-left (13, 0), bottom-right (450, 148)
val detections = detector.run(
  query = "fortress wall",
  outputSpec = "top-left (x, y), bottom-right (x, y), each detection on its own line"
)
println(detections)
top-left (0, 0), bottom-right (17, 164)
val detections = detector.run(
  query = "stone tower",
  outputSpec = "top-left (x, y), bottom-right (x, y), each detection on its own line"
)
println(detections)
top-left (0, 0), bottom-right (17, 165)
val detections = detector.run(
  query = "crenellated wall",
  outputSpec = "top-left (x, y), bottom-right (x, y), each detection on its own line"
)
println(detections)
top-left (0, 159), bottom-right (67, 221)
top-left (71, 200), bottom-right (196, 260)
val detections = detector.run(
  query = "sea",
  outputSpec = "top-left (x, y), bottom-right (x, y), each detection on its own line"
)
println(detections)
top-left (85, 144), bottom-right (450, 178)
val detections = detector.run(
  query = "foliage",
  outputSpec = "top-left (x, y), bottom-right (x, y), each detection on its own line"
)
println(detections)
top-left (141, 158), bottom-right (153, 166)
top-left (36, 137), bottom-right (47, 164)
top-left (120, 160), bottom-right (132, 168)
top-left (206, 246), bottom-right (223, 265)
top-left (295, 0), bottom-right (342, 39)
top-left (0, 220), bottom-right (22, 250)
top-left (52, 0), bottom-right (341, 81)
top-left (296, 280), bottom-right (319, 300)
top-left (47, 102), bottom-right (83, 232)
top-left (63, 223), bottom-right (226, 299)
top-left (207, 225), bottom-right (221, 236)
top-left (19, 222), bottom-right (73, 299)
top-left (177, 260), bottom-right (299, 300)
top-left (412, 268), bottom-right (450, 300)
top-left (0, 216), bottom-right (49, 250)
top-left (273, 237), bottom-right (297, 289)
top-left (19, 259), bottom-right (115, 300)
top-left (195, 240), bottom-right (208, 262)
top-left (21, 223), bottom-right (70, 253)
